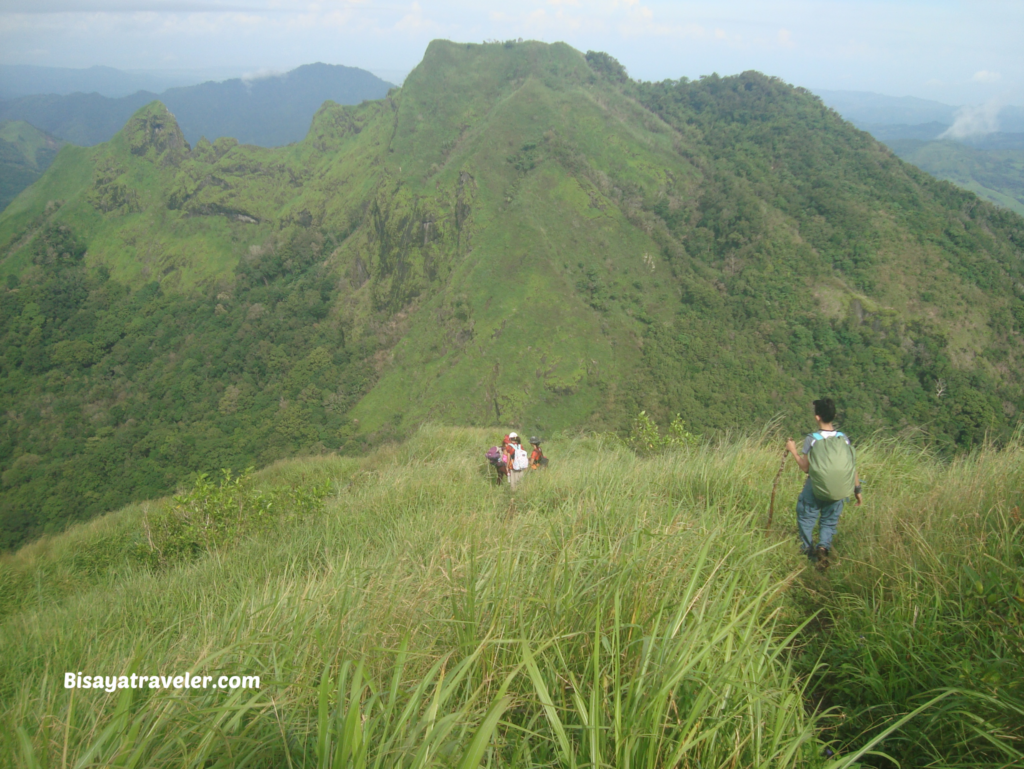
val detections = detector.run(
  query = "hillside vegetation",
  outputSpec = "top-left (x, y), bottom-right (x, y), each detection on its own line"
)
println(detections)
top-left (1, 426), bottom-right (1022, 767)
top-left (2, 40), bottom-right (1024, 549)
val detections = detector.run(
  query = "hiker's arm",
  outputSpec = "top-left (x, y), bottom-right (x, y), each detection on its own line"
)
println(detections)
top-left (785, 439), bottom-right (810, 473)
top-left (854, 471), bottom-right (863, 506)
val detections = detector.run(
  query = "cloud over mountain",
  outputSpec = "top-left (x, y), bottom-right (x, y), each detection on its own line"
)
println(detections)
top-left (940, 100), bottom-right (1002, 139)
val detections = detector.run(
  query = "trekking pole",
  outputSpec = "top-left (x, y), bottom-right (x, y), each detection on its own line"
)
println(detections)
top-left (766, 444), bottom-right (788, 531)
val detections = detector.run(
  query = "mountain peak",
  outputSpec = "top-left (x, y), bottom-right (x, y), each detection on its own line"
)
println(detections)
top-left (414, 38), bottom-right (588, 82)
top-left (122, 101), bottom-right (190, 161)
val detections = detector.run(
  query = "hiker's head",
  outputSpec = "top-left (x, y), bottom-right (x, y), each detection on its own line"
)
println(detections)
top-left (509, 431), bottom-right (520, 444)
top-left (530, 436), bottom-right (541, 446)
top-left (813, 398), bottom-right (837, 424)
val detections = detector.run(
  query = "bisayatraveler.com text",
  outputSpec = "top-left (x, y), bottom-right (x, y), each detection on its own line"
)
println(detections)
top-left (65, 672), bottom-right (259, 693)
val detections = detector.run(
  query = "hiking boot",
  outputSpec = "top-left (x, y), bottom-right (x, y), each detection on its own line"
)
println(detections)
top-left (815, 545), bottom-right (830, 571)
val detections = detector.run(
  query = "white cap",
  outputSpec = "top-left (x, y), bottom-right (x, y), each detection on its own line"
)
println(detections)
top-left (508, 431), bottom-right (518, 439)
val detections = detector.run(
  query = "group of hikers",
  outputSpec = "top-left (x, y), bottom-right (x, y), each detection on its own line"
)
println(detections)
top-left (486, 432), bottom-right (547, 490)
top-left (487, 397), bottom-right (861, 571)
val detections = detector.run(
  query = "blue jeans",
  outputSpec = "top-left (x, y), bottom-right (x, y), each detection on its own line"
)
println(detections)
top-left (796, 478), bottom-right (845, 558)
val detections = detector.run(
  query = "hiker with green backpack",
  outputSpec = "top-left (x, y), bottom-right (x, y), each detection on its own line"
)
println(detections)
top-left (785, 398), bottom-right (862, 569)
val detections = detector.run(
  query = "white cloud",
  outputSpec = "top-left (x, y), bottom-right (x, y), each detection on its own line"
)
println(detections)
top-left (777, 28), bottom-right (794, 49)
top-left (241, 66), bottom-right (282, 82)
top-left (973, 70), bottom-right (1000, 83)
top-left (939, 100), bottom-right (1001, 139)
top-left (394, 2), bottom-right (437, 34)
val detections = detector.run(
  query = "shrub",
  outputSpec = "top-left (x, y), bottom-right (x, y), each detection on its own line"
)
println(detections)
top-left (624, 410), bottom-right (696, 456)
top-left (140, 468), bottom-right (330, 566)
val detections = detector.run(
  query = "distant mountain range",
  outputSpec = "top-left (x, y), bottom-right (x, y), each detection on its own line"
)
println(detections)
top-left (0, 64), bottom-right (211, 100)
top-left (814, 90), bottom-right (959, 126)
top-left (815, 90), bottom-right (1024, 216)
top-left (815, 90), bottom-right (1024, 134)
top-left (0, 121), bottom-right (63, 212)
top-left (886, 139), bottom-right (1024, 216)
top-left (859, 122), bottom-right (1024, 149)
top-left (0, 63), bottom-right (394, 148)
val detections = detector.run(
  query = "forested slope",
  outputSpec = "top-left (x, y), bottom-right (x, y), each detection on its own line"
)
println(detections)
top-left (1, 40), bottom-right (1023, 549)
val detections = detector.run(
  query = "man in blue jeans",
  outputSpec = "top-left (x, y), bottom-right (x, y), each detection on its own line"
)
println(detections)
top-left (785, 398), bottom-right (862, 568)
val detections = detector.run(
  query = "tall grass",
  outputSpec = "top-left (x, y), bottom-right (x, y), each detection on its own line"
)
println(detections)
top-left (794, 438), bottom-right (1024, 767)
top-left (1, 425), bottom-right (1021, 767)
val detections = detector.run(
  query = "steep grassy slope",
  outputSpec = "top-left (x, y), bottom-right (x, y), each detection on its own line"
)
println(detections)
top-left (2, 427), bottom-right (1022, 767)
top-left (2, 40), bottom-right (1024, 550)
top-left (0, 120), bottom-right (63, 212)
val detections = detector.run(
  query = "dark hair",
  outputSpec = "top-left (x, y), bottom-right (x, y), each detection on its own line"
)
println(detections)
top-left (813, 398), bottom-right (837, 423)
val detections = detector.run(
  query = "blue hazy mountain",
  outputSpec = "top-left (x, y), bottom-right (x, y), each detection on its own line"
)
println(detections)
top-left (815, 90), bottom-right (1024, 215)
top-left (814, 89), bottom-right (959, 127)
top-left (0, 120), bottom-right (63, 211)
top-left (0, 63), bottom-right (394, 147)
top-left (0, 64), bottom-right (202, 100)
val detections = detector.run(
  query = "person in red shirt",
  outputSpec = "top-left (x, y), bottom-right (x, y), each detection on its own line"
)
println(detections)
top-left (529, 436), bottom-right (547, 469)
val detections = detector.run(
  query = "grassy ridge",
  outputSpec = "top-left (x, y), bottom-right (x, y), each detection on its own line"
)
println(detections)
top-left (1, 425), bottom-right (1021, 767)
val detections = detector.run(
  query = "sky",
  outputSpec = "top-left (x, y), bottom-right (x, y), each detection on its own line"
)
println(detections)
top-left (1, 0), bottom-right (1022, 106)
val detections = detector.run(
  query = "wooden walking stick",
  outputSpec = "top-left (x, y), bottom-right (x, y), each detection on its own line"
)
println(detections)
top-left (766, 443), bottom-right (789, 531)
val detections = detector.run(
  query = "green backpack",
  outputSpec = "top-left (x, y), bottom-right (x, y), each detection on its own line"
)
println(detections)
top-left (808, 432), bottom-right (856, 503)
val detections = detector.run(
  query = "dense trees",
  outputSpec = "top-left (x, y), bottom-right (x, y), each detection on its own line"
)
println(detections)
top-left (0, 224), bottom-right (373, 549)
top-left (618, 71), bottom-right (1021, 446)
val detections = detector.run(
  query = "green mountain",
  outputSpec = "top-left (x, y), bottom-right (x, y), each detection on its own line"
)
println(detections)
top-left (2, 40), bottom-right (1024, 550)
top-left (0, 63), bottom-right (394, 147)
top-left (0, 120), bottom-right (63, 212)
top-left (887, 138), bottom-right (1024, 216)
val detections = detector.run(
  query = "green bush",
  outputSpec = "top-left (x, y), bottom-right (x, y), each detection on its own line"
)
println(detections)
top-left (623, 410), bottom-right (696, 456)
top-left (140, 468), bottom-right (331, 566)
